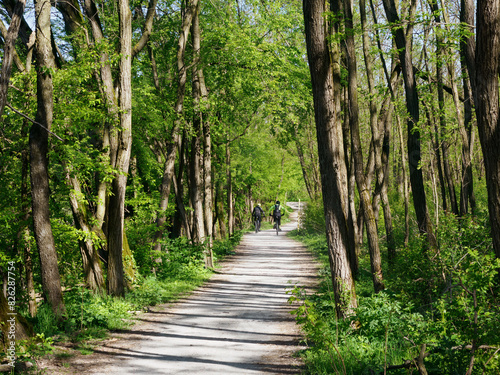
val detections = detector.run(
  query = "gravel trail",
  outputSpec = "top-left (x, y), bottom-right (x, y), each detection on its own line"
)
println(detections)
top-left (68, 203), bottom-right (318, 375)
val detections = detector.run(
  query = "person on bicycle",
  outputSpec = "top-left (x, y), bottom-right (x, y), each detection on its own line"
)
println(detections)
top-left (270, 201), bottom-right (282, 231)
top-left (252, 204), bottom-right (264, 232)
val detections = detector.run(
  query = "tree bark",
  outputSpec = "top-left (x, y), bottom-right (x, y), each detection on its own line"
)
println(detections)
top-left (429, 0), bottom-right (459, 215)
top-left (475, 0), bottom-right (500, 260)
top-left (434, 0), bottom-right (476, 217)
top-left (65, 165), bottom-right (105, 291)
top-left (226, 139), bottom-right (234, 237)
top-left (459, 0), bottom-right (476, 185)
top-left (215, 179), bottom-right (227, 240)
top-left (190, 88), bottom-right (206, 244)
top-left (361, 0), bottom-right (395, 263)
top-left (303, 0), bottom-right (357, 317)
top-left (107, 0), bottom-right (133, 296)
top-left (344, 0), bottom-right (384, 292)
top-left (0, 0), bottom-right (25, 118)
top-left (16, 117), bottom-right (37, 316)
top-left (56, 0), bottom-right (83, 36)
top-left (31, 0), bottom-right (65, 317)
top-left (192, 1), bottom-right (214, 267)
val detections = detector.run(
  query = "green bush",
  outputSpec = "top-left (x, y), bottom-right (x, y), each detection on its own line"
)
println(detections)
top-left (299, 198), bottom-right (325, 234)
top-left (291, 209), bottom-right (500, 374)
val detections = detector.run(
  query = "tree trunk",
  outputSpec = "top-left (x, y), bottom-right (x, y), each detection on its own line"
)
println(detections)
top-left (306, 119), bottom-right (322, 198)
top-left (192, 1), bottom-right (214, 267)
top-left (361, 0), bottom-right (395, 263)
top-left (18, 97), bottom-right (37, 317)
top-left (377, 94), bottom-right (396, 264)
top-left (303, 0), bottom-right (357, 317)
top-left (0, 0), bottom-right (25, 118)
top-left (294, 124), bottom-right (317, 200)
top-left (396, 113), bottom-right (410, 245)
top-left (459, 73), bottom-right (476, 216)
top-left (426, 99), bottom-right (447, 211)
top-left (382, 0), bottom-right (437, 249)
top-left (433, 0), bottom-right (476, 218)
top-left (344, 0), bottom-right (384, 292)
top-left (459, 0), bottom-right (477, 215)
top-left (226, 140), bottom-right (234, 237)
top-left (475, 0), bottom-right (500, 260)
top-left (65, 166), bottom-right (105, 291)
top-left (214, 176), bottom-right (227, 240)
top-left (429, 2), bottom-right (459, 215)
top-left (202, 91), bottom-right (214, 266)
top-left (189, 107), bottom-right (206, 244)
top-left (0, 292), bottom-right (33, 349)
top-left (107, 0), bottom-right (133, 296)
top-left (31, 0), bottom-right (65, 317)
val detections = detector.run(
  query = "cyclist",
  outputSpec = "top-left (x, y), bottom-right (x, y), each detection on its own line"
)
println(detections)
top-left (252, 204), bottom-right (264, 232)
top-left (270, 200), bottom-right (282, 231)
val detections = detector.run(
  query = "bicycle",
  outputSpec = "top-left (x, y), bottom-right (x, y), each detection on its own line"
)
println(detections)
top-left (276, 221), bottom-right (279, 235)
top-left (254, 217), bottom-right (261, 233)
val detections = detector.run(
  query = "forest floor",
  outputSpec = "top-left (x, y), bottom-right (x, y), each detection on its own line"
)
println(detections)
top-left (35, 203), bottom-right (319, 375)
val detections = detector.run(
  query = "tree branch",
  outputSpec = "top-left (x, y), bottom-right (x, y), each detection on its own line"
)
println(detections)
top-left (5, 102), bottom-right (64, 141)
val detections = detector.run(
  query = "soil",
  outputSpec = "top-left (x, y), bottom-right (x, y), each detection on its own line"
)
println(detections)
top-left (33, 203), bottom-right (318, 375)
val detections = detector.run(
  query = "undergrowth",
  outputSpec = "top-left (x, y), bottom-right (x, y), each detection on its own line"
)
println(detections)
top-left (289, 200), bottom-right (500, 375)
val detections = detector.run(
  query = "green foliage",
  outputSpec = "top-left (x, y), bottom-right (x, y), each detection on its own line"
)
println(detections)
top-left (213, 230), bottom-right (243, 258)
top-left (298, 198), bottom-right (326, 234)
top-left (392, 213), bottom-right (500, 372)
top-left (291, 199), bottom-right (500, 374)
top-left (32, 305), bottom-right (60, 338)
top-left (16, 333), bottom-right (55, 362)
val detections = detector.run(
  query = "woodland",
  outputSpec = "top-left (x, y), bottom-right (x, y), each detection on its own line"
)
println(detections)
top-left (0, 0), bottom-right (499, 373)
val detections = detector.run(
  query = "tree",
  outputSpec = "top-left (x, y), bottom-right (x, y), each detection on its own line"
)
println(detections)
top-left (153, 0), bottom-right (199, 250)
top-left (31, 0), bottom-right (65, 317)
top-left (303, 0), bottom-right (357, 317)
top-left (344, 0), bottom-right (384, 292)
top-left (0, 0), bottom-right (24, 118)
top-left (105, 0), bottom-right (133, 297)
top-left (475, 0), bottom-right (500, 260)
top-left (382, 0), bottom-right (437, 249)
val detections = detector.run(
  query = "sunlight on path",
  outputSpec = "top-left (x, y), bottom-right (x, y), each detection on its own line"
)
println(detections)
top-left (90, 203), bottom-right (317, 375)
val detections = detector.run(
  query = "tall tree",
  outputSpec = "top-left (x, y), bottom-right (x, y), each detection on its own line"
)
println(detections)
top-left (31, 0), bottom-right (65, 317)
top-left (459, 0), bottom-right (476, 216)
top-left (192, 1), bottom-right (215, 267)
top-left (0, 0), bottom-right (25, 118)
top-left (55, 0), bottom-right (105, 291)
top-left (428, 0), bottom-right (459, 216)
top-left (106, 0), bottom-right (133, 296)
top-left (475, 0), bottom-right (500, 260)
top-left (303, 0), bottom-right (357, 317)
top-left (153, 0), bottom-right (199, 250)
top-left (344, 0), bottom-right (384, 292)
top-left (382, 0), bottom-right (437, 249)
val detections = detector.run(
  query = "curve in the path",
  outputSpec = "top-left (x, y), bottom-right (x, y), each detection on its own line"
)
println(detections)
top-left (91, 205), bottom-right (317, 375)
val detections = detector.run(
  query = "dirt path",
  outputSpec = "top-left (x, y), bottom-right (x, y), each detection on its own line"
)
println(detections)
top-left (41, 203), bottom-right (318, 375)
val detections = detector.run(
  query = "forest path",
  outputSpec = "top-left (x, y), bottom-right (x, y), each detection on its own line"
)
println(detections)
top-left (52, 203), bottom-right (318, 375)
